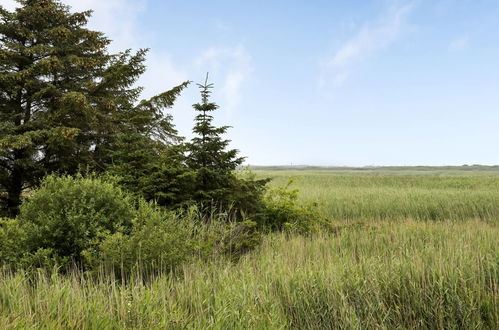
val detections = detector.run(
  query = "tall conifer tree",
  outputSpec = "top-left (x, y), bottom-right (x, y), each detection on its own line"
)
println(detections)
top-left (0, 0), bottom-right (187, 216)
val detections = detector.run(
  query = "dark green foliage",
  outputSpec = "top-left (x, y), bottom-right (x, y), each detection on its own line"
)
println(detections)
top-left (0, 0), bottom-right (188, 216)
top-left (18, 175), bottom-right (136, 267)
top-left (0, 174), bottom-right (276, 272)
top-left (106, 133), bottom-right (195, 208)
top-left (187, 76), bottom-right (269, 219)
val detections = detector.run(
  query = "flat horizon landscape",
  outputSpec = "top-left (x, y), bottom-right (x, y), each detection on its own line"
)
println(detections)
top-left (1, 0), bottom-right (498, 328)
top-left (2, 167), bottom-right (498, 328)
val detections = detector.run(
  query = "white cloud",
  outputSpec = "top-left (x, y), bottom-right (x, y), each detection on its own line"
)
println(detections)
top-left (0, 0), bottom-right (16, 11)
top-left (63, 0), bottom-right (190, 99)
top-left (64, 0), bottom-right (146, 52)
top-left (195, 45), bottom-right (253, 116)
top-left (321, 1), bottom-right (415, 87)
top-left (0, 0), bottom-right (252, 117)
top-left (138, 52), bottom-right (189, 100)
top-left (1, 0), bottom-right (146, 52)
top-left (449, 36), bottom-right (469, 52)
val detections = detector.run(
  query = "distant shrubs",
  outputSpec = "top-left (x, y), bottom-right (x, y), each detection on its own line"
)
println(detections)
top-left (261, 180), bottom-right (326, 233)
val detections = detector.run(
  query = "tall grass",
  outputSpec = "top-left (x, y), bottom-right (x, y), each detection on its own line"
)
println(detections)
top-left (1, 170), bottom-right (498, 328)
top-left (259, 171), bottom-right (499, 222)
top-left (1, 221), bottom-right (497, 329)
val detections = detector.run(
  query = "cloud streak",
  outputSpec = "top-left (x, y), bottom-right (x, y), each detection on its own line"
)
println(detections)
top-left (195, 45), bottom-right (253, 116)
top-left (64, 0), bottom-right (146, 52)
top-left (321, 1), bottom-right (415, 87)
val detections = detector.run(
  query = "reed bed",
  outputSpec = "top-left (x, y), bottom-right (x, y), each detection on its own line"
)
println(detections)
top-left (1, 220), bottom-right (497, 329)
top-left (260, 171), bottom-right (499, 222)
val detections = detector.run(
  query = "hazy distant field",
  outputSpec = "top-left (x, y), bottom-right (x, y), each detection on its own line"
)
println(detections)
top-left (255, 167), bottom-right (499, 222)
top-left (1, 167), bottom-right (498, 328)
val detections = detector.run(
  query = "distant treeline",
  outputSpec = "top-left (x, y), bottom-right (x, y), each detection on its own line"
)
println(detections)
top-left (249, 165), bottom-right (499, 172)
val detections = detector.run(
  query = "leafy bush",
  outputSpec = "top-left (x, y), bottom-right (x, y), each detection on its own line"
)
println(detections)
top-left (261, 180), bottom-right (326, 233)
top-left (18, 175), bottom-right (137, 268)
top-left (227, 170), bottom-right (270, 220)
top-left (84, 201), bottom-right (194, 277)
top-left (85, 203), bottom-right (263, 277)
top-left (0, 218), bottom-right (27, 267)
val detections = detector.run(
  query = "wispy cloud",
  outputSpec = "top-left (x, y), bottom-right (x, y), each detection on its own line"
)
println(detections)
top-left (0, 0), bottom-right (252, 117)
top-left (449, 36), bottom-right (469, 52)
top-left (195, 45), bottom-right (253, 116)
top-left (0, 0), bottom-right (146, 51)
top-left (138, 53), bottom-right (189, 99)
top-left (64, 0), bottom-right (147, 52)
top-left (321, 1), bottom-right (416, 87)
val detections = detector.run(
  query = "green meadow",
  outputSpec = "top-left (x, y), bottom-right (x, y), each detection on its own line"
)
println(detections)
top-left (1, 167), bottom-right (498, 329)
top-left (256, 167), bottom-right (499, 222)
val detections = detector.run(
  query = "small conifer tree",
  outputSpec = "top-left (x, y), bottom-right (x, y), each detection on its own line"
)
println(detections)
top-left (187, 74), bottom-right (268, 218)
top-left (187, 74), bottom-right (244, 204)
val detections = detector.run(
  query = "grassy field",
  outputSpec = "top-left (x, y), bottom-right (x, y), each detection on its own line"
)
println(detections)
top-left (256, 168), bottom-right (499, 222)
top-left (1, 168), bottom-right (498, 328)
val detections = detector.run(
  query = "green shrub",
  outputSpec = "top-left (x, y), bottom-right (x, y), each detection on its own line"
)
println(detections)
top-left (261, 180), bottom-right (326, 233)
top-left (85, 201), bottom-right (194, 277)
top-left (227, 170), bottom-right (270, 220)
top-left (0, 218), bottom-right (27, 267)
top-left (18, 175), bottom-right (136, 268)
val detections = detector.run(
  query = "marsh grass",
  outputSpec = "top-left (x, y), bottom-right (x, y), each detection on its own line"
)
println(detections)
top-left (1, 220), bottom-right (497, 329)
top-left (1, 171), bottom-right (498, 328)
top-left (259, 171), bottom-right (499, 222)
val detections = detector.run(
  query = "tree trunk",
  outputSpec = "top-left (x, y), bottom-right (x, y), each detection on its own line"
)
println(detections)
top-left (6, 152), bottom-right (24, 217)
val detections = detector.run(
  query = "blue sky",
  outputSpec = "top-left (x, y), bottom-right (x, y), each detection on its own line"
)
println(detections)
top-left (2, 0), bottom-right (499, 166)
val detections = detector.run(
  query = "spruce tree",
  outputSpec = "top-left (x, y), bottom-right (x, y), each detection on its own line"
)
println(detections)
top-left (187, 74), bottom-right (268, 217)
top-left (0, 0), bottom-right (187, 216)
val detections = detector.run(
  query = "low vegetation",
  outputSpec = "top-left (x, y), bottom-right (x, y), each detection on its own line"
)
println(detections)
top-left (0, 219), bottom-right (497, 328)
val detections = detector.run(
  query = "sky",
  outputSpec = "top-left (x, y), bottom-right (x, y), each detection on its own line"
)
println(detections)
top-left (2, 0), bottom-right (499, 166)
